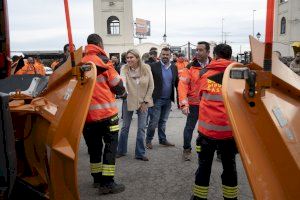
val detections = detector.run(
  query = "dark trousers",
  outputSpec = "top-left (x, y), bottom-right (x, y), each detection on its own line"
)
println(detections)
top-left (193, 133), bottom-right (238, 200)
top-left (183, 105), bottom-right (199, 150)
top-left (83, 115), bottom-right (119, 185)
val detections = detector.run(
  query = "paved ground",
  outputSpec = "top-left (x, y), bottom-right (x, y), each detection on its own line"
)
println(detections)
top-left (78, 101), bottom-right (253, 200)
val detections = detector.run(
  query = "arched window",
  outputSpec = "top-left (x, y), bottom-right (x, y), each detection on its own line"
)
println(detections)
top-left (107, 16), bottom-right (120, 35)
top-left (280, 17), bottom-right (286, 34)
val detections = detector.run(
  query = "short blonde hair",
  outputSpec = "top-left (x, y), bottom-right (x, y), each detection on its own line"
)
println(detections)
top-left (126, 49), bottom-right (142, 67)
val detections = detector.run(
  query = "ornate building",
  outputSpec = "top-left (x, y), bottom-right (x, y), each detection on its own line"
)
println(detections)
top-left (273, 0), bottom-right (300, 56)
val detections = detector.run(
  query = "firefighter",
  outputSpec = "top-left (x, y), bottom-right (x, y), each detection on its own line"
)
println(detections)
top-left (178, 41), bottom-right (211, 161)
top-left (51, 43), bottom-right (75, 70)
top-left (176, 53), bottom-right (189, 76)
top-left (15, 57), bottom-right (45, 76)
top-left (191, 44), bottom-right (238, 200)
top-left (81, 33), bottom-right (126, 195)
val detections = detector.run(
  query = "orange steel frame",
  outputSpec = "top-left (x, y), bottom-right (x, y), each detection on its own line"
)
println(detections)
top-left (223, 40), bottom-right (300, 200)
top-left (223, 0), bottom-right (300, 198)
top-left (223, 0), bottom-right (300, 199)
top-left (9, 49), bottom-right (96, 199)
top-left (3, 0), bottom-right (97, 199)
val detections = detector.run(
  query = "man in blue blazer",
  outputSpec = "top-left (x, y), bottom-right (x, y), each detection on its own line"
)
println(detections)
top-left (146, 47), bottom-right (179, 149)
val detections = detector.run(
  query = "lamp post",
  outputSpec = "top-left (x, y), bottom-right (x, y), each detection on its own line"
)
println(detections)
top-left (221, 18), bottom-right (224, 43)
top-left (223, 32), bottom-right (231, 44)
top-left (253, 9), bottom-right (256, 36)
top-left (256, 32), bottom-right (261, 40)
top-left (163, 0), bottom-right (167, 42)
top-left (163, 34), bottom-right (167, 43)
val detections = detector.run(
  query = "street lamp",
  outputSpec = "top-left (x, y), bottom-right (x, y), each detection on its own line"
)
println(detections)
top-left (256, 32), bottom-right (261, 40)
top-left (252, 9), bottom-right (256, 36)
top-left (163, 34), bottom-right (167, 43)
top-left (163, 0), bottom-right (167, 42)
top-left (223, 32), bottom-right (231, 44)
top-left (221, 18), bottom-right (224, 43)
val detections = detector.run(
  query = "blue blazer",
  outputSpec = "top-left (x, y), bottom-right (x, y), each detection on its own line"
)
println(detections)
top-left (149, 61), bottom-right (178, 103)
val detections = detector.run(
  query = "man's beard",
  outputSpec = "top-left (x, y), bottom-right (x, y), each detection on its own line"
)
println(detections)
top-left (162, 58), bottom-right (169, 64)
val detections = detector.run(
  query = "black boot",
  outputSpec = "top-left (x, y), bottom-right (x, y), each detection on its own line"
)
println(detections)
top-left (93, 182), bottom-right (101, 188)
top-left (99, 182), bottom-right (125, 195)
top-left (190, 195), bottom-right (207, 200)
top-left (92, 172), bottom-right (102, 188)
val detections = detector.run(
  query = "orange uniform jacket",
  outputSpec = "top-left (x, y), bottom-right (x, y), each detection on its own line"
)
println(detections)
top-left (178, 59), bottom-right (210, 107)
top-left (176, 58), bottom-right (188, 76)
top-left (82, 44), bottom-right (125, 123)
top-left (15, 61), bottom-right (45, 76)
top-left (197, 59), bottom-right (233, 139)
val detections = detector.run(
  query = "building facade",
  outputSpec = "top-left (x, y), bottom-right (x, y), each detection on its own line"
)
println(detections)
top-left (93, 0), bottom-right (134, 59)
top-left (273, 0), bottom-right (300, 57)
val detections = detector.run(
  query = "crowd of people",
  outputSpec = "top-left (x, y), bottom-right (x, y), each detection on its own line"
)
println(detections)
top-left (11, 40), bottom-right (300, 80)
top-left (9, 33), bottom-right (300, 199)
top-left (10, 43), bottom-right (75, 76)
top-left (80, 33), bottom-right (239, 200)
top-left (289, 52), bottom-right (300, 75)
top-left (274, 50), bottom-right (300, 75)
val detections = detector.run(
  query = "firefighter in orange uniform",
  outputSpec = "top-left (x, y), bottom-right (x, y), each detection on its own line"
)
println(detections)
top-left (191, 44), bottom-right (238, 200)
top-left (178, 42), bottom-right (211, 161)
top-left (51, 43), bottom-right (75, 71)
top-left (176, 53), bottom-right (189, 76)
top-left (81, 34), bottom-right (126, 195)
top-left (15, 57), bottom-right (45, 76)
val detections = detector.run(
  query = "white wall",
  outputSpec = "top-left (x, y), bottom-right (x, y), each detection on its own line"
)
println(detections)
top-left (93, 0), bottom-right (134, 54)
top-left (134, 43), bottom-right (162, 56)
top-left (273, 0), bottom-right (300, 56)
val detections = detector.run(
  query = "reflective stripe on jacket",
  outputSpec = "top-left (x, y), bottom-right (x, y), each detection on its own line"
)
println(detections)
top-left (198, 59), bottom-right (233, 139)
top-left (82, 44), bottom-right (121, 122)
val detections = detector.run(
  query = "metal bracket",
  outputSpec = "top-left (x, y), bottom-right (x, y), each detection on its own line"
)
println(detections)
top-left (9, 77), bottom-right (41, 97)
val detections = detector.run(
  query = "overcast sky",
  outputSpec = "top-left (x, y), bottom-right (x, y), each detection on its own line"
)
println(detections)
top-left (7, 0), bottom-right (267, 55)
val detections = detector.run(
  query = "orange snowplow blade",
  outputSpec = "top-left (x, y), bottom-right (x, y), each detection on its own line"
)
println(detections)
top-left (222, 37), bottom-right (300, 199)
top-left (9, 48), bottom-right (96, 199)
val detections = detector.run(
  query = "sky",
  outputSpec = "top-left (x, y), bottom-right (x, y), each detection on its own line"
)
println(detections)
top-left (7, 0), bottom-right (267, 55)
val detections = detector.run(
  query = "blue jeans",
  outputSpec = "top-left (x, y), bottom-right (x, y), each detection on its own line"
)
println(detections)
top-left (183, 105), bottom-right (199, 150)
top-left (146, 108), bottom-right (152, 127)
top-left (146, 98), bottom-right (172, 144)
top-left (117, 100), bottom-right (147, 158)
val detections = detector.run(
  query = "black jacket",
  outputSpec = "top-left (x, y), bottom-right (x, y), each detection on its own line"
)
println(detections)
top-left (145, 57), bottom-right (157, 65)
top-left (149, 61), bottom-right (179, 103)
top-left (186, 57), bottom-right (212, 69)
